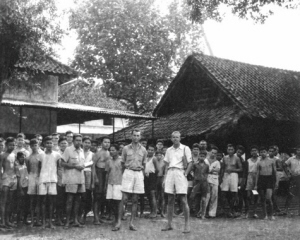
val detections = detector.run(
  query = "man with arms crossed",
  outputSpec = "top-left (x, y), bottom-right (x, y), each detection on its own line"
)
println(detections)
top-left (121, 129), bottom-right (147, 231)
top-left (162, 131), bottom-right (192, 233)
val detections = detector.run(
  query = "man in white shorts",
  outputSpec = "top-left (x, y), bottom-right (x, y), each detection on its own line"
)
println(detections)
top-left (121, 129), bottom-right (147, 231)
top-left (220, 144), bottom-right (242, 217)
top-left (162, 131), bottom-right (192, 234)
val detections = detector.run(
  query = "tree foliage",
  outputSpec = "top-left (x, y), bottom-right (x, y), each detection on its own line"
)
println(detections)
top-left (0, 0), bottom-right (63, 102)
top-left (71, 0), bottom-right (204, 114)
top-left (187, 0), bottom-right (299, 24)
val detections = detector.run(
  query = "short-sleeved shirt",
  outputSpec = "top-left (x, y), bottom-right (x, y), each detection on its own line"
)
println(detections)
top-left (83, 150), bottom-right (94, 172)
top-left (121, 143), bottom-right (147, 171)
top-left (62, 146), bottom-right (85, 185)
top-left (105, 157), bottom-right (122, 185)
top-left (193, 162), bottom-right (209, 181)
top-left (164, 144), bottom-right (192, 169)
top-left (286, 156), bottom-right (300, 176)
top-left (207, 160), bottom-right (221, 185)
top-left (39, 151), bottom-right (61, 184)
top-left (16, 164), bottom-right (29, 188)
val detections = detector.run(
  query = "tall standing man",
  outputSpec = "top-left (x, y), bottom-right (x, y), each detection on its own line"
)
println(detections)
top-left (162, 131), bottom-right (192, 233)
top-left (121, 129), bottom-right (147, 231)
top-left (61, 134), bottom-right (86, 229)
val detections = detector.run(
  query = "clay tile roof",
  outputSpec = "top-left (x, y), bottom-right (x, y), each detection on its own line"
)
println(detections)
top-left (14, 56), bottom-right (77, 77)
top-left (191, 54), bottom-right (300, 122)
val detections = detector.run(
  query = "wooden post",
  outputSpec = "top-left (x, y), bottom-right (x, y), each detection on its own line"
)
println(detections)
top-left (79, 123), bottom-right (81, 134)
top-left (19, 106), bottom-right (22, 133)
top-left (112, 117), bottom-right (115, 143)
top-left (49, 109), bottom-right (52, 134)
top-left (152, 119), bottom-right (154, 139)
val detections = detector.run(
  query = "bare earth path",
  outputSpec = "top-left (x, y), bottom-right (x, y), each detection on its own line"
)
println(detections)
top-left (1, 212), bottom-right (300, 240)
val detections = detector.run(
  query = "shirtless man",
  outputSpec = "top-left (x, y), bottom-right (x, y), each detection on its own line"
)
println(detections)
top-left (0, 137), bottom-right (17, 228)
top-left (155, 151), bottom-right (166, 217)
top-left (92, 137), bottom-right (111, 224)
top-left (27, 138), bottom-right (42, 227)
top-left (220, 144), bottom-right (242, 217)
top-left (255, 146), bottom-right (276, 220)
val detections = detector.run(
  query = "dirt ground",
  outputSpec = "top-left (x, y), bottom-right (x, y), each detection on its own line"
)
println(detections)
top-left (1, 211), bottom-right (300, 240)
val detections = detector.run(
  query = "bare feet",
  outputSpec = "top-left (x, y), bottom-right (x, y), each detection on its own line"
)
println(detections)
top-left (160, 212), bottom-right (165, 218)
top-left (93, 220), bottom-right (101, 225)
top-left (149, 213), bottom-right (157, 219)
top-left (161, 226), bottom-right (173, 231)
top-left (49, 223), bottom-right (56, 229)
top-left (35, 222), bottom-right (42, 227)
top-left (182, 227), bottom-right (191, 234)
top-left (129, 225), bottom-right (137, 231)
top-left (270, 216), bottom-right (276, 221)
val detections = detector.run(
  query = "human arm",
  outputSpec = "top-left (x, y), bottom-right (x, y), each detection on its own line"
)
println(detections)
top-left (185, 161), bottom-right (194, 177)
top-left (255, 163), bottom-right (260, 190)
top-left (227, 157), bottom-right (242, 173)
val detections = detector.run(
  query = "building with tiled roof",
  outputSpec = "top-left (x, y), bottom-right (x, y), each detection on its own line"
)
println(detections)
top-left (110, 54), bottom-right (300, 151)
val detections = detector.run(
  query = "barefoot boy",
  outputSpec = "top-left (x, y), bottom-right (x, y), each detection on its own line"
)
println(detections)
top-left (16, 152), bottom-right (29, 225)
top-left (187, 151), bottom-right (209, 219)
top-left (0, 137), bottom-right (17, 228)
top-left (255, 146), bottom-right (276, 220)
top-left (92, 137), bottom-right (110, 225)
top-left (105, 144), bottom-right (123, 231)
top-left (245, 145), bottom-right (260, 218)
top-left (38, 136), bottom-right (61, 229)
top-left (27, 139), bottom-right (42, 227)
top-left (156, 151), bottom-right (166, 217)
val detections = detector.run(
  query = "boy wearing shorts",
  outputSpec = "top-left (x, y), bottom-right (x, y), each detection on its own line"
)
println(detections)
top-left (255, 146), bottom-right (276, 220)
top-left (105, 144), bottom-right (123, 231)
top-left (156, 151), bottom-right (166, 217)
top-left (39, 136), bottom-right (61, 229)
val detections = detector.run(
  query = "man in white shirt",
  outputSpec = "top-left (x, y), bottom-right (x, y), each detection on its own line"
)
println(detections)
top-left (162, 131), bottom-right (192, 234)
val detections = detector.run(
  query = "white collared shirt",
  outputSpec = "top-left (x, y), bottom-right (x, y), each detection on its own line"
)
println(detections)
top-left (164, 144), bottom-right (192, 169)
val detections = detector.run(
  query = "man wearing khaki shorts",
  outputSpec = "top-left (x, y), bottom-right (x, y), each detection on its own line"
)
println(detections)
top-left (61, 134), bottom-right (86, 229)
top-left (121, 129), bottom-right (147, 231)
top-left (162, 131), bottom-right (192, 233)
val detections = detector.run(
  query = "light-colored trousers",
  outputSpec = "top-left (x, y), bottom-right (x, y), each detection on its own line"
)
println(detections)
top-left (205, 183), bottom-right (218, 217)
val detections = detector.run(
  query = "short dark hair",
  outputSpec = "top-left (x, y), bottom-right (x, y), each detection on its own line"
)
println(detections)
top-left (259, 146), bottom-right (267, 152)
top-left (131, 128), bottom-right (141, 134)
top-left (236, 145), bottom-right (245, 153)
top-left (269, 145), bottom-right (276, 151)
top-left (110, 144), bottom-right (119, 151)
top-left (147, 144), bottom-right (155, 150)
top-left (250, 145), bottom-right (259, 151)
top-left (217, 149), bottom-right (223, 155)
top-left (52, 133), bottom-right (60, 137)
top-left (44, 136), bottom-right (53, 142)
top-left (17, 152), bottom-right (25, 159)
top-left (140, 138), bottom-right (147, 142)
top-left (199, 151), bottom-right (207, 156)
top-left (91, 140), bottom-right (98, 145)
top-left (16, 133), bottom-right (25, 139)
top-left (156, 139), bottom-right (164, 144)
top-left (58, 136), bottom-right (67, 143)
top-left (118, 142), bottom-right (125, 146)
top-left (0, 137), bottom-right (4, 142)
top-left (30, 138), bottom-right (39, 145)
top-left (227, 144), bottom-right (235, 149)
top-left (5, 137), bottom-right (15, 145)
top-left (211, 145), bottom-right (219, 151)
top-left (101, 136), bottom-right (111, 142)
top-left (82, 136), bottom-right (92, 143)
top-left (192, 143), bottom-right (200, 150)
top-left (73, 134), bottom-right (82, 141)
top-left (155, 151), bottom-right (163, 156)
top-left (34, 134), bottom-right (42, 139)
top-left (66, 130), bottom-right (73, 135)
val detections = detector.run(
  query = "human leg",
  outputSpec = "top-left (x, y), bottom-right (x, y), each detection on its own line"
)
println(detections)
top-left (208, 184), bottom-right (218, 217)
top-left (180, 194), bottom-right (190, 233)
top-left (161, 194), bottom-right (174, 231)
top-left (93, 191), bottom-right (101, 224)
top-left (129, 193), bottom-right (138, 230)
top-left (65, 193), bottom-right (74, 228)
top-left (266, 189), bottom-right (274, 219)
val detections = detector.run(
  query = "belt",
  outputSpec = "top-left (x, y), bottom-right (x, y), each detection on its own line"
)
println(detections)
top-left (126, 168), bottom-right (142, 172)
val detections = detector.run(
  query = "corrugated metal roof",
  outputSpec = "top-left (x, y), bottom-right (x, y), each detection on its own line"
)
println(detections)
top-left (1, 99), bottom-right (155, 120)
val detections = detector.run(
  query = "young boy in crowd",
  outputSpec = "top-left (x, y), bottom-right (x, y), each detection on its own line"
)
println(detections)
top-left (105, 144), bottom-right (123, 231)
top-left (206, 146), bottom-right (221, 218)
top-left (187, 151), bottom-right (209, 219)
top-left (91, 140), bottom-right (99, 153)
top-left (245, 145), bottom-right (260, 218)
top-left (24, 139), bottom-right (31, 155)
top-left (0, 137), bottom-right (5, 154)
top-left (27, 139), bottom-right (42, 227)
top-left (56, 136), bottom-right (68, 226)
top-left (39, 136), bottom-right (61, 229)
top-left (92, 137), bottom-right (111, 224)
top-left (52, 133), bottom-right (60, 152)
top-left (236, 145), bottom-right (247, 216)
top-left (65, 131), bottom-right (74, 147)
top-left (255, 146), bottom-right (276, 220)
top-left (16, 152), bottom-right (29, 224)
top-left (220, 144), bottom-right (242, 218)
top-left (155, 150), bottom-right (166, 217)
top-left (1, 137), bottom-right (17, 228)
top-left (144, 144), bottom-right (158, 218)
top-left (13, 133), bottom-right (30, 158)
top-left (81, 136), bottom-right (94, 224)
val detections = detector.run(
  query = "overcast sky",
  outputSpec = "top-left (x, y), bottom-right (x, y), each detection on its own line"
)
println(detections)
top-left (55, 1), bottom-right (300, 72)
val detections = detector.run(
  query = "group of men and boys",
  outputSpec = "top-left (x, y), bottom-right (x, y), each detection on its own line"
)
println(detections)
top-left (1, 129), bottom-right (300, 234)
